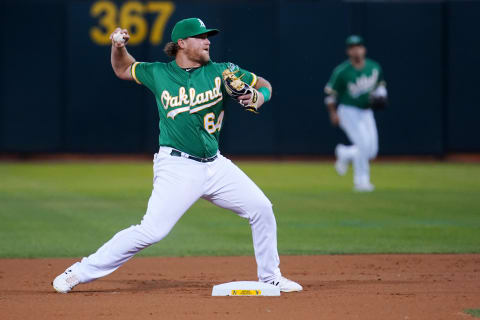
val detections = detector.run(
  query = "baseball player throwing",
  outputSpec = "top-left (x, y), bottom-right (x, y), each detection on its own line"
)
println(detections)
top-left (53, 18), bottom-right (302, 293)
top-left (324, 35), bottom-right (388, 192)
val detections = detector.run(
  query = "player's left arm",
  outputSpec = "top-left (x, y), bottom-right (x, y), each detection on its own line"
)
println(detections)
top-left (371, 64), bottom-right (388, 98)
top-left (369, 64), bottom-right (389, 110)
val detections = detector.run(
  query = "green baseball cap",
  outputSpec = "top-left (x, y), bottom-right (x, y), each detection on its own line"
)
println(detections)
top-left (345, 35), bottom-right (364, 46)
top-left (171, 18), bottom-right (219, 43)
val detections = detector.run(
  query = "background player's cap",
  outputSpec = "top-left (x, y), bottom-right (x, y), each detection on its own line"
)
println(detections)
top-left (171, 18), bottom-right (219, 43)
top-left (345, 35), bottom-right (364, 47)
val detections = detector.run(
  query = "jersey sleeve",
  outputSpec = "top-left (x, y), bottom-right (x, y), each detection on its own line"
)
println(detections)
top-left (223, 62), bottom-right (258, 87)
top-left (325, 67), bottom-right (344, 97)
top-left (131, 62), bottom-right (156, 91)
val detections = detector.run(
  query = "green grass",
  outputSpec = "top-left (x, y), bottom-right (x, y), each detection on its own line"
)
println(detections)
top-left (465, 309), bottom-right (480, 318)
top-left (0, 161), bottom-right (479, 258)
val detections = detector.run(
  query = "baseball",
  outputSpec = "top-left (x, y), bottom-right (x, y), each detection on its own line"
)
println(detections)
top-left (112, 32), bottom-right (125, 44)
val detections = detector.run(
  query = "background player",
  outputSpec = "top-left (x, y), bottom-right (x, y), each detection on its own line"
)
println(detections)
top-left (324, 35), bottom-right (388, 192)
top-left (52, 18), bottom-right (301, 293)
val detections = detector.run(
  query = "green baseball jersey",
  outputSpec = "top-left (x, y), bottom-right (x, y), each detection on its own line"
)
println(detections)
top-left (132, 60), bottom-right (257, 158)
top-left (325, 58), bottom-right (385, 109)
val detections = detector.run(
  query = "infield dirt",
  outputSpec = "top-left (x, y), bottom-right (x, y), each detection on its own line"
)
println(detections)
top-left (1, 255), bottom-right (479, 320)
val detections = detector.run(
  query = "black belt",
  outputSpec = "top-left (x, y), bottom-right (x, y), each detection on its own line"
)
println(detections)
top-left (170, 149), bottom-right (217, 163)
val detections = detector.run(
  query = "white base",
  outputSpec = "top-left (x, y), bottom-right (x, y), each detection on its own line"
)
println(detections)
top-left (212, 281), bottom-right (280, 296)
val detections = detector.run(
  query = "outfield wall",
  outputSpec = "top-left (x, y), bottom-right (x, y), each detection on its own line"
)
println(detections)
top-left (0, 0), bottom-right (478, 156)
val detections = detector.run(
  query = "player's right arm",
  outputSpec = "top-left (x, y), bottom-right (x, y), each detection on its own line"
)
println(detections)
top-left (324, 66), bottom-right (344, 126)
top-left (110, 28), bottom-right (135, 81)
top-left (326, 100), bottom-right (339, 126)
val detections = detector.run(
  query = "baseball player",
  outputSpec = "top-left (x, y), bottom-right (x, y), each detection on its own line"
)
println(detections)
top-left (53, 18), bottom-right (302, 293)
top-left (324, 35), bottom-right (388, 192)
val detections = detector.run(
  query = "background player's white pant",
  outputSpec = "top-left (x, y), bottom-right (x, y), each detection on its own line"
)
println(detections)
top-left (69, 147), bottom-right (281, 283)
top-left (337, 104), bottom-right (378, 186)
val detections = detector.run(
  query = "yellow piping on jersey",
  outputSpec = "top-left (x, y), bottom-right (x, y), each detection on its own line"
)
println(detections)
top-left (131, 62), bottom-right (142, 85)
top-left (324, 86), bottom-right (337, 96)
top-left (250, 73), bottom-right (257, 87)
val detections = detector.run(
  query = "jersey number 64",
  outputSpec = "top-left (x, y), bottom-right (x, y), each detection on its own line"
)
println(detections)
top-left (204, 111), bottom-right (224, 134)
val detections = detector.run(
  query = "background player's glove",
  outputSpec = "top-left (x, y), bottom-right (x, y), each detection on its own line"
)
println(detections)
top-left (222, 69), bottom-right (259, 113)
top-left (369, 96), bottom-right (388, 110)
top-left (369, 85), bottom-right (388, 110)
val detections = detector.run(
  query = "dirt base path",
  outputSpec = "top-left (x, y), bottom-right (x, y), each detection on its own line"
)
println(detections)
top-left (1, 255), bottom-right (479, 320)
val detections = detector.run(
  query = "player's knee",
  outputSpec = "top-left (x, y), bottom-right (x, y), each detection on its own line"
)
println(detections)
top-left (368, 143), bottom-right (378, 159)
top-left (368, 148), bottom-right (378, 160)
top-left (355, 146), bottom-right (368, 161)
top-left (257, 197), bottom-right (273, 213)
top-left (136, 223), bottom-right (171, 244)
top-left (148, 232), bottom-right (168, 244)
top-left (248, 197), bottom-right (274, 223)
top-left (355, 141), bottom-right (368, 155)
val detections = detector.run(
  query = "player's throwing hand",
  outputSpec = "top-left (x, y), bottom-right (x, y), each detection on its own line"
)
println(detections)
top-left (110, 28), bottom-right (130, 48)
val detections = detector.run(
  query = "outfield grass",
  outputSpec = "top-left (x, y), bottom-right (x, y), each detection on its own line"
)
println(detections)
top-left (0, 161), bottom-right (479, 258)
top-left (465, 309), bottom-right (480, 318)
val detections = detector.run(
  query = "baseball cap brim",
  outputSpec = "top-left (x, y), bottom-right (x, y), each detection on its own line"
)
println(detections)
top-left (188, 29), bottom-right (219, 39)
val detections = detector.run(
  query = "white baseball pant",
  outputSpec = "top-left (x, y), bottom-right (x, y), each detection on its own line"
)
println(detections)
top-left (337, 104), bottom-right (378, 186)
top-left (68, 147), bottom-right (281, 283)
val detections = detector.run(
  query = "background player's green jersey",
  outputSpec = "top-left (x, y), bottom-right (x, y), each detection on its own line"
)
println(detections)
top-left (325, 58), bottom-right (384, 109)
top-left (132, 60), bottom-right (257, 158)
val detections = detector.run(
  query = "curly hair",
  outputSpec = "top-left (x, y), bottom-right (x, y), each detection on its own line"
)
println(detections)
top-left (163, 42), bottom-right (179, 58)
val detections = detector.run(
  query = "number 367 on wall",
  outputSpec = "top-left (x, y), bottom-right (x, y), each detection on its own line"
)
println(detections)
top-left (90, 1), bottom-right (175, 46)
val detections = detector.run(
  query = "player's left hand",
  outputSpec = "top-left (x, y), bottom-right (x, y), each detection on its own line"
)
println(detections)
top-left (369, 85), bottom-right (388, 110)
top-left (237, 89), bottom-right (264, 112)
top-left (222, 69), bottom-right (261, 114)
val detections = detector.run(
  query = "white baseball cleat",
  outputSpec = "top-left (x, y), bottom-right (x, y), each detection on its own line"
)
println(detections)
top-left (334, 145), bottom-right (348, 176)
top-left (266, 276), bottom-right (303, 292)
top-left (52, 268), bottom-right (80, 293)
top-left (354, 182), bottom-right (375, 192)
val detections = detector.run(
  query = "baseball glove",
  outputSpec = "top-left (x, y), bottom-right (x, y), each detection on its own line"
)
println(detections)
top-left (369, 85), bottom-right (388, 110)
top-left (369, 95), bottom-right (388, 110)
top-left (222, 69), bottom-right (259, 113)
